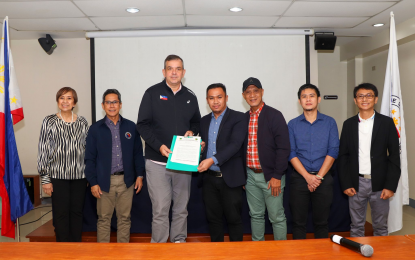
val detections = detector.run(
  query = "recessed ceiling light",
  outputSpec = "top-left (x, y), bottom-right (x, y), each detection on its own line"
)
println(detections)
top-left (229, 7), bottom-right (243, 12)
top-left (373, 23), bottom-right (384, 27)
top-left (126, 7), bottom-right (139, 14)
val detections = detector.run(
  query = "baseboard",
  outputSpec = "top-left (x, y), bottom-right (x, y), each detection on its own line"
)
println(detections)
top-left (410, 198), bottom-right (415, 208)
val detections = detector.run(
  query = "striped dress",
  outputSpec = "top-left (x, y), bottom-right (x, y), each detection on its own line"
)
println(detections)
top-left (37, 114), bottom-right (89, 185)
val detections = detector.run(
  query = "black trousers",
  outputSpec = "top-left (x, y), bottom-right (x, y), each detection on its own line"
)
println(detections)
top-left (289, 170), bottom-right (333, 239)
top-left (202, 173), bottom-right (243, 242)
top-left (51, 178), bottom-right (87, 242)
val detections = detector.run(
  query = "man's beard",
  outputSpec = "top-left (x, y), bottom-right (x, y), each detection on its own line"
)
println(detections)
top-left (305, 108), bottom-right (314, 112)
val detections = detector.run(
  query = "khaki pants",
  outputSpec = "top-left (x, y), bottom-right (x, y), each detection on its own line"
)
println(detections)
top-left (97, 175), bottom-right (134, 243)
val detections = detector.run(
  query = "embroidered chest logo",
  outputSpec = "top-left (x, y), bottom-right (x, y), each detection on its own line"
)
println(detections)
top-left (187, 100), bottom-right (190, 104)
top-left (125, 132), bottom-right (132, 139)
top-left (160, 95), bottom-right (168, 100)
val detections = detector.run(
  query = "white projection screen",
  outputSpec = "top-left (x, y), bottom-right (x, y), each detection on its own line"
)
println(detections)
top-left (94, 35), bottom-right (306, 124)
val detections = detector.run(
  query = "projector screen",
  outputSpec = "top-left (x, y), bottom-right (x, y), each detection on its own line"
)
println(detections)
top-left (94, 35), bottom-right (306, 124)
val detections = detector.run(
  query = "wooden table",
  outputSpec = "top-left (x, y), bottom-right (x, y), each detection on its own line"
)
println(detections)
top-left (405, 234), bottom-right (415, 242)
top-left (3, 235), bottom-right (415, 259)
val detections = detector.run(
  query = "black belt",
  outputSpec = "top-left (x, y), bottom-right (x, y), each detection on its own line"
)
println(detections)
top-left (359, 174), bottom-right (371, 179)
top-left (309, 171), bottom-right (318, 175)
top-left (113, 171), bottom-right (124, 175)
top-left (207, 169), bottom-right (222, 177)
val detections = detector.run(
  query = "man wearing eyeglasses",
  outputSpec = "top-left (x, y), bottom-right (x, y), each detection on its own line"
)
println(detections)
top-left (85, 89), bottom-right (145, 243)
top-left (338, 83), bottom-right (400, 237)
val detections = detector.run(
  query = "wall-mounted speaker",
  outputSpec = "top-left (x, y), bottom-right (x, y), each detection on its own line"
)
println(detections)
top-left (314, 33), bottom-right (337, 50)
top-left (38, 34), bottom-right (57, 55)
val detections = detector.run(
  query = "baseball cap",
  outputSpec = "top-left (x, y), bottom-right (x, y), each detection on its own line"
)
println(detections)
top-left (242, 77), bottom-right (262, 92)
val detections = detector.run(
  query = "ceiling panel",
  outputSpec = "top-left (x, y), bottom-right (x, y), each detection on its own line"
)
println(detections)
top-left (187, 15), bottom-right (278, 28)
top-left (91, 16), bottom-right (185, 30)
top-left (0, 1), bottom-right (84, 19)
top-left (8, 18), bottom-right (97, 31)
top-left (74, 0), bottom-right (183, 17)
top-left (285, 1), bottom-right (395, 17)
top-left (185, 0), bottom-right (291, 16)
top-left (276, 17), bottom-right (368, 28)
top-left (297, 0), bottom-right (399, 2)
top-left (0, 0), bottom-right (70, 2)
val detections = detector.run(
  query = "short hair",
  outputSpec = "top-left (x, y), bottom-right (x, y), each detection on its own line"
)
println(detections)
top-left (353, 83), bottom-right (378, 98)
top-left (102, 89), bottom-right (122, 104)
top-left (297, 84), bottom-right (320, 99)
top-left (206, 83), bottom-right (227, 96)
top-left (56, 87), bottom-right (78, 107)
top-left (164, 54), bottom-right (184, 69)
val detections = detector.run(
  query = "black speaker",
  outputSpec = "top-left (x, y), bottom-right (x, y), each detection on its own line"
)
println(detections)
top-left (38, 34), bottom-right (57, 55)
top-left (314, 33), bottom-right (337, 50)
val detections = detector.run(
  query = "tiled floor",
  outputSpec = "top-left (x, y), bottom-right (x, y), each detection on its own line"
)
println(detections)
top-left (1, 202), bottom-right (414, 242)
top-left (0, 200), bottom-right (52, 242)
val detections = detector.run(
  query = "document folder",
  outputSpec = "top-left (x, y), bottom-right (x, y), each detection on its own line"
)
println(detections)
top-left (166, 135), bottom-right (201, 172)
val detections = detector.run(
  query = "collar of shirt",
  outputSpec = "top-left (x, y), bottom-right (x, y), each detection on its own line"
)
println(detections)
top-left (249, 102), bottom-right (265, 116)
top-left (211, 107), bottom-right (228, 119)
top-left (105, 115), bottom-right (121, 126)
top-left (299, 110), bottom-right (323, 123)
top-left (166, 82), bottom-right (182, 95)
top-left (358, 111), bottom-right (376, 122)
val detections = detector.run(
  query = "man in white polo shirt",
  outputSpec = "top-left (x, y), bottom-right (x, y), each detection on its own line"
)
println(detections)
top-left (338, 83), bottom-right (400, 237)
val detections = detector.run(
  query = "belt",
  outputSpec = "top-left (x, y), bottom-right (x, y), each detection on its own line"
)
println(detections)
top-left (359, 174), bottom-right (371, 179)
top-left (249, 167), bottom-right (263, 173)
top-left (207, 169), bottom-right (222, 177)
top-left (309, 171), bottom-right (318, 175)
top-left (113, 171), bottom-right (124, 175)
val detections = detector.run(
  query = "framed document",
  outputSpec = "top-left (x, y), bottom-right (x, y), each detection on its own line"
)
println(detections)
top-left (166, 135), bottom-right (201, 172)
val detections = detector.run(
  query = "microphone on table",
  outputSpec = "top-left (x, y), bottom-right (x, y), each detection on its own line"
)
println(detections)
top-left (330, 234), bottom-right (374, 257)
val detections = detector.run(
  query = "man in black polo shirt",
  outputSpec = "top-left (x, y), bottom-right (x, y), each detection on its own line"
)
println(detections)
top-left (136, 55), bottom-right (201, 243)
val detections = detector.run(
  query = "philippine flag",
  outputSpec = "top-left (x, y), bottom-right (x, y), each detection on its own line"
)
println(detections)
top-left (0, 16), bottom-right (33, 239)
top-left (160, 95), bottom-right (168, 100)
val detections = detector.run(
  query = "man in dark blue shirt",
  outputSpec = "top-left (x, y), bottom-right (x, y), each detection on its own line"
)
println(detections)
top-left (288, 84), bottom-right (339, 239)
top-left (85, 89), bottom-right (145, 243)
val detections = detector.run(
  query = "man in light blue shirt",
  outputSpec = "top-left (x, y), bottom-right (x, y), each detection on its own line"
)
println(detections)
top-left (197, 83), bottom-right (247, 242)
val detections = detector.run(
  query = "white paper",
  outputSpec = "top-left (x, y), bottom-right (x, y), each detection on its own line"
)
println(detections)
top-left (170, 136), bottom-right (200, 166)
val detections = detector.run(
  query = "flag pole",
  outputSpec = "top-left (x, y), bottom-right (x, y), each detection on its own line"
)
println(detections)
top-left (16, 218), bottom-right (20, 242)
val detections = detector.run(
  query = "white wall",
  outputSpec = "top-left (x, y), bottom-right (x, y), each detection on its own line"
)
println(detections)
top-left (317, 47), bottom-right (347, 131)
top-left (11, 38), bottom-right (91, 175)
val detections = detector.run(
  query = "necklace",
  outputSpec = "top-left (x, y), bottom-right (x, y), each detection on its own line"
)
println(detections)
top-left (59, 110), bottom-right (74, 123)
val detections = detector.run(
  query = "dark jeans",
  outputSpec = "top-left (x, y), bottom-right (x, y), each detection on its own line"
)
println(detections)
top-left (51, 178), bottom-right (87, 242)
top-left (202, 173), bottom-right (243, 242)
top-left (289, 169), bottom-right (333, 239)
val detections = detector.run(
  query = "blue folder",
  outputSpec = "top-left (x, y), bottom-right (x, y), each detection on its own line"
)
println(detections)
top-left (166, 135), bottom-right (201, 172)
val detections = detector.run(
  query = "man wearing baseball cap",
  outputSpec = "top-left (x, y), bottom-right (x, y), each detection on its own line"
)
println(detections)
top-left (242, 77), bottom-right (291, 241)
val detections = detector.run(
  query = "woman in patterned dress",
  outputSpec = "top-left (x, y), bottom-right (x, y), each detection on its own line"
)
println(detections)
top-left (37, 87), bottom-right (89, 242)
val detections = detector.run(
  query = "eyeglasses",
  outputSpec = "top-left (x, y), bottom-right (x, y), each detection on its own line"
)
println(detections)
top-left (356, 94), bottom-right (375, 100)
top-left (104, 101), bottom-right (120, 105)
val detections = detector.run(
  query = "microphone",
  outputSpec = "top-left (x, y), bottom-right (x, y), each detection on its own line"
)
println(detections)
top-left (330, 234), bottom-right (374, 257)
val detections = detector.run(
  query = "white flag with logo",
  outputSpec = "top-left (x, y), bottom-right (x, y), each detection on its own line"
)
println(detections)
top-left (380, 12), bottom-right (409, 234)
